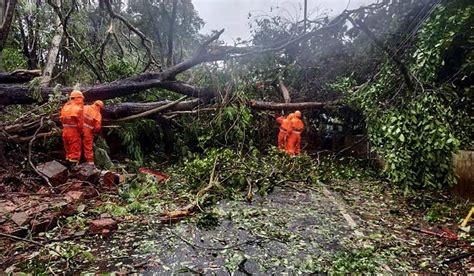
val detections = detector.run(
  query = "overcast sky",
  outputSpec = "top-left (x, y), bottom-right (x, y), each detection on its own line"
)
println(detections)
top-left (193, 0), bottom-right (378, 44)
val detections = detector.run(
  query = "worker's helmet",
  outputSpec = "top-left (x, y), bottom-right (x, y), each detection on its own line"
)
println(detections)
top-left (94, 100), bottom-right (104, 110)
top-left (294, 110), bottom-right (302, 118)
top-left (70, 90), bottom-right (84, 99)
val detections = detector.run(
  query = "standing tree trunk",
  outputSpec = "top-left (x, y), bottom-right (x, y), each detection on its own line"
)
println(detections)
top-left (166, 0), bottom-right (178, 67)
top-left (41, 0), bottom-right (63, 86)
top-left (0, 0), bottom-right (18, 70)
top-left (155, 115), bottom-right (174, 159)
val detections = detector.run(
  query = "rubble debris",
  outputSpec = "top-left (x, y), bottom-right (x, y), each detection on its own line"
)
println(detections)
top-left (76, 163), bottom-right (100, 183)
top-left (64, 191), bottom-right (85, 203)
top-left (11, 212), bottom-right (29, 226)
top-left (36, 161), bottom-right (68, 185)
top-left (30, 212), bottom-right (59, 234)
top-left (89, 218), bottom-right (118, 237)
top-left (61, 181), bottom-right (99, 199)
top-left (101, 171), bottom-right (121, 188)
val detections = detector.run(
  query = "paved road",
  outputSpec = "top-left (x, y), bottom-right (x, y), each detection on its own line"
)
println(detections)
top-left (83, 184), bottom-right (362, 274)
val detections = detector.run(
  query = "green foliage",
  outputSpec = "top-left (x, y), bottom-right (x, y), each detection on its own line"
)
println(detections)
top-left (409, 2), bottom-right (473, 83)
top-left (330, 248), bottom-right (379, 273)
top-left (425, 202), bottom-right (452, 223)
top-left (175, 147), bottom-right (319, 196)
top-left (176, 92), bottom-right (257, 155)
top-left (114, 119), bottom-right (159, 165)
top-left (339, 1), bottom-right (472, 190)
top-left (2, 48), bottom-right (27, 71)
top-left (317, 156), bottom-right (379, 183)
top-left (370, 93), bottom-right (460, 189)
top-left (105, 58), bottom-right (138, 81)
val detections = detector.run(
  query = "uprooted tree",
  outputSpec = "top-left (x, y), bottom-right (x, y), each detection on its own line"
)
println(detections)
top-left (0, 0), bottom-right (472, 190)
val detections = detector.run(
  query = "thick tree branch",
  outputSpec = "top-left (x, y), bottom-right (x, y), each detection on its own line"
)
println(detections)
top-left (0, 2), bottom-right (390, 106)
top-left (103, 99), bottom-right (201, 119)
top-left (108, 96), bottom-right (187, 122)
top-left (247, 100), bottom-right (338, 111)
top-left (0, 69), bottom-right (41, 83)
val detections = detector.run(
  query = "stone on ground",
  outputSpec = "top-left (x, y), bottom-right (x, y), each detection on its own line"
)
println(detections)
top-left (36, 161), bottom-right (68, 185)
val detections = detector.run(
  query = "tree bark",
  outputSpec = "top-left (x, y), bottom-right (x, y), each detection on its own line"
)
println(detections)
top-left (0, 69), bottom-right (41, 83)
top-left (0, 0), bottom-right (17, 51)
top-left (0, 73), bottom-right (215, 106)
top-left (247, 100), bottom-right (337, 111)
top-left (155, 115), bottom-right (173, 158)
top-left (166, 0), bottom-right (178, 67)
top-left (103, 99), bottom-right (201, 119)
top-left (41, 0), bottom-right (63, 86)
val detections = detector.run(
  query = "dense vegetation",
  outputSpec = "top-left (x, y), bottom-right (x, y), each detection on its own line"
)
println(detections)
top-left (0, 0), bottom-right (472, 273)
top-left (0, 0), bottom-right (472, 190)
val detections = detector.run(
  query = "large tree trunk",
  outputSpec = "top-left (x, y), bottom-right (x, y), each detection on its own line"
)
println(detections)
top-left (0, 76), bottom-right (215, 106)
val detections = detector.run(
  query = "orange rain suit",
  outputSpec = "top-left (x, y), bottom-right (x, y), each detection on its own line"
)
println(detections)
top-left (83, 104), bottom-right (102, 163)
top-left (286, 116), bottom-right (304, 155)
top-left (276, 114), bottom-right (293, 150)
top-left (60, 98), bottom-right (84, 162)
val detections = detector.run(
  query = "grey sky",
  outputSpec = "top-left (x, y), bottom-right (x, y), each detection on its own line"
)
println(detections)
top-left (193, 0), bottom-right (378, 44)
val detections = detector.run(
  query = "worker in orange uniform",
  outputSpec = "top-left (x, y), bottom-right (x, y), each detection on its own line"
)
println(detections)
top-left (286, 110), bottom-right (304, 155)
top-left (60, 90), bottom-right (84, 166)
top-left (83, 100), bottom-right (104, 165)
top-left (276, 113), bottom-right (294, 151)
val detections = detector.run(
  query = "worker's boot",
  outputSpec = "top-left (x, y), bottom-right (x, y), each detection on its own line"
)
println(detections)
top-left (66, 159), bottom-right (79, 170)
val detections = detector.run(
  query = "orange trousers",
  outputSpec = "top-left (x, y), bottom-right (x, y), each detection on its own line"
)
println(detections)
top-left (83, 128), bottom-right (95, 162)
top-left (62, 128), bottom-right (81, 161)
top-left (277, 129), bottom-right (289, 150)
top-left (286, 132), bottom-right (301, 155)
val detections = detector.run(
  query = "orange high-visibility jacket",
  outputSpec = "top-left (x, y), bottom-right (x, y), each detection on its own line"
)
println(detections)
top-left (286, 117), bottom-right (305, 155)
top-left (82, 104), bottom-right (102, 163)
top-left (276, 116), bottom-right (292, 131)
top-left (60, 99), bottom-right (84, 161)
top-left (60, 100), bottom-right (84, 132)
top-left (83, 104), bottom-right (102, 133)
top-left (289, 117), bottom-right (304, 132)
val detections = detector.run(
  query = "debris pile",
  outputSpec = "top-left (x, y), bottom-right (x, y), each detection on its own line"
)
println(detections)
top-left (0, 162), bottom-right (122, 239)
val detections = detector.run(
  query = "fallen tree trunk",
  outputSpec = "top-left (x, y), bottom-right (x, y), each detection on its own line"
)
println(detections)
top-left (0, 69), bottom-right (41, 83)
top-left (247, 100), bottom-right (338, 111)
top-left (0, 78), bottom-right (215, 106)
top-left (103, 98), bottom-right (201, 119)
